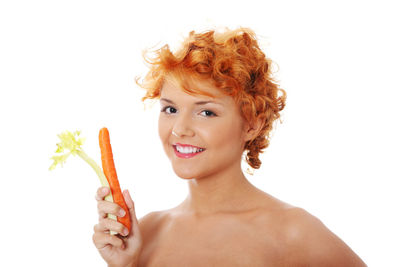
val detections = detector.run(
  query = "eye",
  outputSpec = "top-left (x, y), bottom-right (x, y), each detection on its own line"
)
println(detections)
top-left (200, 110), bottom-right (217, 117)
top-left (161, 106), bottom-right (177, 114)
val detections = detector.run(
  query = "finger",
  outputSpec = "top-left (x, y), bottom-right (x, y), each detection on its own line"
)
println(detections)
top-left (95, 186), bottom-right (110, 201)
top-left (123, 190), bottom-right (139, 230)
top-left (93, 223), bottom-right (109, 234)
top-left (98, 210), bottom-right (107, 220)
top-left (97, 200), bottom-right (126, 218)
top-left (98, 218), bottom-right (129, 237)
top-left (92, 232), bottom-right (125, 250)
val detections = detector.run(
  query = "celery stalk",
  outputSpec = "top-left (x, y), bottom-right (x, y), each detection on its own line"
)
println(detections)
top-left (49, 130), bottom-right (117, 234)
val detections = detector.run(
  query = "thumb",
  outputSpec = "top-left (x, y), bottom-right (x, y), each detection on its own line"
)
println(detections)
top-left (122, 189), bottom-right (139, 229)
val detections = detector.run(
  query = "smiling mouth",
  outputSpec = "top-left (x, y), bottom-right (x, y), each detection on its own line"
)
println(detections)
top-left (172, 145), bottom-right (206, 158)
top-left (172, 145), bottom-right (206, 154)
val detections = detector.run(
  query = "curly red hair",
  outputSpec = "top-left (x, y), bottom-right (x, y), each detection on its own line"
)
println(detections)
top-left (135, 27), bottom-right (286, 170)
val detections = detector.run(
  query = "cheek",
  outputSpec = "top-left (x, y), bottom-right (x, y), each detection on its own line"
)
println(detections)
top-left (205, 120), bottom-right (244, 151)
top-left (158, 116), bottom-right (169, 144)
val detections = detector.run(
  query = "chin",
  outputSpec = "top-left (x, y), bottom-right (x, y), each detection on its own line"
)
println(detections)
top-left (172, 163), bottom-right (212, 180)
top-left (172, 167), bottom-right (198, 180)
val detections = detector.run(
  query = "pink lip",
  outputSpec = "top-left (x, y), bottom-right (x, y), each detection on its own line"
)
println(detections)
top-left (173, 144), bottom-right (205, 159)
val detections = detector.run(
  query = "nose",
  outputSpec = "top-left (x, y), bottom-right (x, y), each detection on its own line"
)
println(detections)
top-left (172, 112), bottom-right (195, 138)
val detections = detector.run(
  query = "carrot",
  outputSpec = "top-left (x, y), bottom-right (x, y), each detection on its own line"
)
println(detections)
top-left (99, 127), bottom-right (131, 233)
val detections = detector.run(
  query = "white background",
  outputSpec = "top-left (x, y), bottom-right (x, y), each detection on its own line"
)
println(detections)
top-left (1, 0), bottom-right (399, 266)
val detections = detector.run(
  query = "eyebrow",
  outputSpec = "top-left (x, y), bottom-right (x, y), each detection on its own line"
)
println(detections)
top-left (160, 98), bottom-right (223, 106)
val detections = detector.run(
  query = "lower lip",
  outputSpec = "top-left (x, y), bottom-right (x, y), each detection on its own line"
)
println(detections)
top-left (173, 146), bottom-right (205, 159)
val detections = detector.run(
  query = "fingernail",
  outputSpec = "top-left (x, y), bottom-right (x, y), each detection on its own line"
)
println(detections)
top-left (119, 209), bottom-right (126, 217)
top-left (123, 228), bottom-right (129, 236)
top-left (102, 187), bottom-right (108, 194)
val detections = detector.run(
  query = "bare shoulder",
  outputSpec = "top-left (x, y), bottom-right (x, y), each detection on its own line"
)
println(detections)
top-left (137, 210), bottom-right (167, 234)
top-left (138, 210), bottom-right (163, 225)
top-left (248, 191), bottom-right (366, 266)
top-left (275, 207), bottom-right (367, 266)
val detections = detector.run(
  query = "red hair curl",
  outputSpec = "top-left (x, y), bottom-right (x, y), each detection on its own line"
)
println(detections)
top-left (135, 27), bottom-right (286, 170)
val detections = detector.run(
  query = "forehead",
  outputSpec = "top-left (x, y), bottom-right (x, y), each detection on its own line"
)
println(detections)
top-left (160, 74), bottom-right (228, 101)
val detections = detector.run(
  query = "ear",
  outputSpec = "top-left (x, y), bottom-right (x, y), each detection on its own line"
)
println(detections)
top-left (243, 116), bottom-right (264, 143)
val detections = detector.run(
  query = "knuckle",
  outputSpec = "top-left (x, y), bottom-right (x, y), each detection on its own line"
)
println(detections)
top-left (92, 232), bottom-right (100, 245)
top-left (93, 233), bottom-right (106, 249)
top-left (99, 217), bottom-right (107, 227)
top-left (92, 232), bottom-right (98, 241)
top-left (105, 203), bottom-right (118, 215)
top-left (98, 212), bottom-right (106, 220)
top-left (97, 201), bottom-right (107, 213)
top-left (98, 220), bottom-right (106, 231)
top-left (96, 187), bottom-right (109, 199)
top-left (113, 206), bottom-right (121, 215)
top-left (96, 187), bottom-right (103, 197)
top-left (101, 186), bottom-right (109, 195)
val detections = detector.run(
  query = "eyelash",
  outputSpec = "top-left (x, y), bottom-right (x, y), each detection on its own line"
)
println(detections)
top-left (160, 106), bottom-right (217, 117)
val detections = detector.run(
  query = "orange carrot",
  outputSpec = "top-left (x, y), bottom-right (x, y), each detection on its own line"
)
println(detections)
top-left (99, 127), bottom-right (131, 233)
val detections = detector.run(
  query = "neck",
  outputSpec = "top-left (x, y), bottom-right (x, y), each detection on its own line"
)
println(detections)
top-left (178, 159), bottom-right (262, 217)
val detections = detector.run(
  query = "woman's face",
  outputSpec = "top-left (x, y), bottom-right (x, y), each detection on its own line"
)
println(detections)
top-left (158, 75), bottom-right (251, 180)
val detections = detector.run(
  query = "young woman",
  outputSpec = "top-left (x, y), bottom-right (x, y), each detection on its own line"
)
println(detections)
top-left (92, 27), bottom-right (367, 266)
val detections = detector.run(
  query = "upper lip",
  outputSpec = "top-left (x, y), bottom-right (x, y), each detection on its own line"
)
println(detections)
top-left (173, 143), bottom-right (205, 149)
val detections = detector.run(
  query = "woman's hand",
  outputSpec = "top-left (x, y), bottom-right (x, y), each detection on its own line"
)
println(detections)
top-left (93, 187), bottom-right (143, 267)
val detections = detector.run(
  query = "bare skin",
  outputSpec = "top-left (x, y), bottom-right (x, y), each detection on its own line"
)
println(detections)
top-left (93, 74), bottom-right (367, 266)
top-left (137, 75), bottom-right (367, 266)
top-left (137, 186), bottom-right (366, 267)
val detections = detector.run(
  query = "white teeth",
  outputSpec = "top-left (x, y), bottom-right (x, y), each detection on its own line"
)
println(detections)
top-left (176, 145), bottom-right (204, 154)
